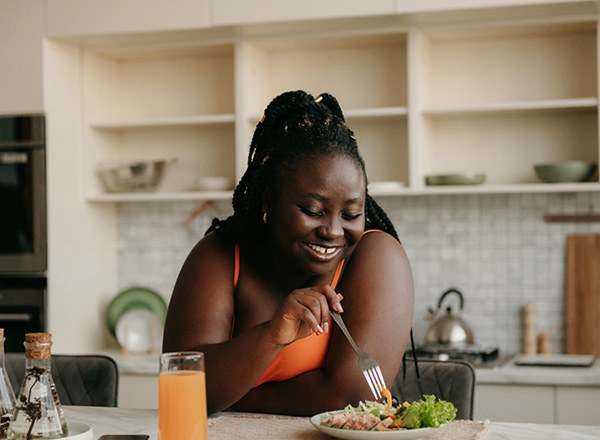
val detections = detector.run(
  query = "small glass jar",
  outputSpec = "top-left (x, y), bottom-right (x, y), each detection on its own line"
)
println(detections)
top-left (7, 333), bottom-right (68, 439)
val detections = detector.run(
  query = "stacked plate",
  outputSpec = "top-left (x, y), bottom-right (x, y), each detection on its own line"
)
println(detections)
top-left (105, 287), bottom-right (167, 354)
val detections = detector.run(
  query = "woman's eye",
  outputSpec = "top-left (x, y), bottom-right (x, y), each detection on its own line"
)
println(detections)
top-left (299, 206), bottom-right (323, 217)
top-left (342, 212), bottom-right (363, 221)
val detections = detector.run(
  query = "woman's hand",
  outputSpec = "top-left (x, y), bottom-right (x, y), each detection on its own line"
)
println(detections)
top-left (266, 285), bottom-right (343, 346)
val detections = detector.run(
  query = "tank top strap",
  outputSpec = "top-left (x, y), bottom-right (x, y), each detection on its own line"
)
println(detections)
top-left (330, 259), bottom-right (345, 290)
top-left (233, 243), bottom-right (240, 289)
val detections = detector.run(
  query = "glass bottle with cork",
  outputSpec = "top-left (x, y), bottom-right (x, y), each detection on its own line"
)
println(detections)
top-left (0, 328), bottom-right (16, 438)
top-left (7, 333), bottom-right (68, 439)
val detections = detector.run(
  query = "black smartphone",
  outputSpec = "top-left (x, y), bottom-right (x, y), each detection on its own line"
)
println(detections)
top-left (97, 436), bottom-right (150, 440)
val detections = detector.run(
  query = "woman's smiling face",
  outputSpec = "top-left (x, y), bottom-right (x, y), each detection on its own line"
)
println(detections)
top-left (266, 153), bottom-right (366, 277)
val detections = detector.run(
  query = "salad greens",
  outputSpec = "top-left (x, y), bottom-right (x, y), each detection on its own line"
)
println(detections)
top-left (337, 394), bottom-right (457, 429)
top-left (399, 394), bottom-right (457, 428)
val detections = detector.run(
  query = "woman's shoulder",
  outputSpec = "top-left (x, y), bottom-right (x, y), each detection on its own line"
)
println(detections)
top-left (346, 229), bottom-right (410, 274)
top-left (357, 229), bottom-right (405, 254)
top-left (183, 231), bottom-right (235, 270)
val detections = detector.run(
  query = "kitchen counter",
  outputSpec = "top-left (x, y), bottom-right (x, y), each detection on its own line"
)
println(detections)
top-left (476, 355), bottom-right (600, 387)
top-left (99, 350), bottom-right (600, 386)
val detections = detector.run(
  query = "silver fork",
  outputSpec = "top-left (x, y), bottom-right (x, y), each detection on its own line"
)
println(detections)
top-left (329, 309), bottom-right (387, 400)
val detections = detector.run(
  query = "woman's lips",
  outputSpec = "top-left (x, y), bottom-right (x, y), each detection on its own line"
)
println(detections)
top-left (304, 242), bottom-right (343, 261)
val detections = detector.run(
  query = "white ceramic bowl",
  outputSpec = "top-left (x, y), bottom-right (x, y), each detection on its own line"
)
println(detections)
top-left (196, 176), bottom-right (232, 191)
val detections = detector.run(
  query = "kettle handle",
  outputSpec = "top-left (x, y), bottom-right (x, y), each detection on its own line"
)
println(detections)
top-left (437, 288), bottom-right (465, 311)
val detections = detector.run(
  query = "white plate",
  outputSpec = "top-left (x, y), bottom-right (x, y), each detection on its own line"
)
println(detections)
top-left (65, 422), bottom-right (93, 440)
top-left (310, 412), bottom-right (434, 439)
top-left (116, 308), bottom-right (162, 353)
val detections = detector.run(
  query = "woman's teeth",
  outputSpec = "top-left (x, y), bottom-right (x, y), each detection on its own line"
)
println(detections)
top-left (308, 244), bottom-right (337, 255)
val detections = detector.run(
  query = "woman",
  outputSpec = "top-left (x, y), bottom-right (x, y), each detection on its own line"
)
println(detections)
top-left (163, 90), bottom-right (414, 416)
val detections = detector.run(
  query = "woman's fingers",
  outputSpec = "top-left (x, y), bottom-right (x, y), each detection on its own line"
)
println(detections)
top-left (322, 285), bottom-right (344, 313)
top-left (271, 285), bottom-right (345, 344)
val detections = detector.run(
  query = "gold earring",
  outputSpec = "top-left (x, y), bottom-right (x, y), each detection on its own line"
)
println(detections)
top-left (262, 212), bottom-right (268, 224)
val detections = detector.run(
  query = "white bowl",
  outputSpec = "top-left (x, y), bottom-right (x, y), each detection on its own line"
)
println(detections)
top-left (65, 422), bottom-right (93, 440)
top-left (196, 176), bottom-right (232, 191)
top-left (116, 308), bottom-right (162, 354)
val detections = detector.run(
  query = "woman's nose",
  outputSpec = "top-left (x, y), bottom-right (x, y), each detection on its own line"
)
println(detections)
top-left (318, 216), bottom-right (344, 239)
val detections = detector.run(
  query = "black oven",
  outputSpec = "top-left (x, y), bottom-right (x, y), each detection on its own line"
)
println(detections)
top-left (0, 277), bottom-right (46, 352)
top-left (0, 115), bottom-right (46, 274)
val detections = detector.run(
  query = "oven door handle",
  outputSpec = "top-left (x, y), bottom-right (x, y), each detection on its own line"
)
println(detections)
top-left (0, 312), bottom-right (33, 321)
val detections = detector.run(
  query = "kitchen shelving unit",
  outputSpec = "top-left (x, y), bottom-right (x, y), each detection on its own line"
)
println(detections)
top-left (73, 11), bottom-right (600, 202)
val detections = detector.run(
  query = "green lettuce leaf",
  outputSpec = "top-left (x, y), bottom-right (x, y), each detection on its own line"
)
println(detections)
top-left (400, 394), bottom-right (457, 428)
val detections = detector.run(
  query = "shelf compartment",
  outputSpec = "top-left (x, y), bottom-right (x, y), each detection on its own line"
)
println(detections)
top-left (84, 124), bottom-right (236, 195)
top-left (242, 32), bottom-right (408, 112)
top-left (83, 43), bottom-right (235, 121)
top-left (346, 117), bottom-right (409, 186)
top-left (418, 21), bottom-right (597, 108)
top-left (419, 110), bottom-right (598, 187)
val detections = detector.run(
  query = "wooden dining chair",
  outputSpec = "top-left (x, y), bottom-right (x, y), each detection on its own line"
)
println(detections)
top-left (5, 353), bottom-right (119, 407)
top-left (391, 358), bottom-right (476, 420)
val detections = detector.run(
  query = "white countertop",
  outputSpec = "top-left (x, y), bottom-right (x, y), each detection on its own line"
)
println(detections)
top-left (63, 406), bottom-right (600, 439)
top-left (476, 355), bottom-right (600, 387)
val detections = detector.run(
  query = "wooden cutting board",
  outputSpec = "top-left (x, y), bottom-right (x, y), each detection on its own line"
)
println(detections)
top-left (566, 234), bottom-right (600, 355)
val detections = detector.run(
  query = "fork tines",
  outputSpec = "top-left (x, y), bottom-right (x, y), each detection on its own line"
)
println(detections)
top-left (363, 365), bottom-right (386, 400)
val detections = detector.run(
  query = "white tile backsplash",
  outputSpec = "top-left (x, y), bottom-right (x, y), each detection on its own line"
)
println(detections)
top-left (117, 192), bottom-right (600, 357)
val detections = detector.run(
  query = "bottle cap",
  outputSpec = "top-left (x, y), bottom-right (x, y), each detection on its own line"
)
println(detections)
top-left (24, 332), bottom-right (52, 360)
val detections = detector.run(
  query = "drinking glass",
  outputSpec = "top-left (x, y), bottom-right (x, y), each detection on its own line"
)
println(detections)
top-left (159, 352), bottom-right (207, 440)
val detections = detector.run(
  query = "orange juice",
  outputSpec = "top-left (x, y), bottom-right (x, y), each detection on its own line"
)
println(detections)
top-left (159, 371), bottom-right (207, 440)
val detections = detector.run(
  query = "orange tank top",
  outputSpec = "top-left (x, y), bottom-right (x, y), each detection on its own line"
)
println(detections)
top-left (233, 230), bottom-right (380, 386)
top-left (233, 245), bottom-right (343, 386)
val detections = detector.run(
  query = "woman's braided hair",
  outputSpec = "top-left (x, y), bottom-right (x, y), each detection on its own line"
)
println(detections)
top-left (207, 90), bottom-right (399, 243)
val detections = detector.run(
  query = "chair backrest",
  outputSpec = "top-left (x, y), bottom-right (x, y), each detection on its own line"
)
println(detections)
top-left (391, 359), bottom-right (475, 420)
top-left (4, 353), bottom-right (119, 407)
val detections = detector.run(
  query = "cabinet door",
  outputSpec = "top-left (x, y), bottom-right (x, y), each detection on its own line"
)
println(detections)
top-left (46, 0), bottom-right (210, 37)
top-left (0, 0), bottom-right (44, 114)
top-left (556, 386), bottom-right (600, 426)
top-left (474, 384), bottom-right (555, 423)
top-left (212, 0), bottom-right (394, 26)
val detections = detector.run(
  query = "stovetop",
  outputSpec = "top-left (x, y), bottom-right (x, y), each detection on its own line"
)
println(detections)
top-left (409, 344), bottom-right (502, 367)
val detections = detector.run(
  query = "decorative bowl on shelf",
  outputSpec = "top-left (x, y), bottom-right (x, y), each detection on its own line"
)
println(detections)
top-left (367, 181), bottom-right (405, 192)
top-left (96, 158), bottom-right (176, 193)
top-left (425, 173), bottom-right (486, 186)
top-left (533, 161), bottom-right (597, 183)
top-left (195, 176), bottom-right (233, 191)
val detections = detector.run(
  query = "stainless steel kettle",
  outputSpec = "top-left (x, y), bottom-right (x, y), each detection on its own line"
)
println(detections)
top-left (425, 288), bottom-right (474, 347)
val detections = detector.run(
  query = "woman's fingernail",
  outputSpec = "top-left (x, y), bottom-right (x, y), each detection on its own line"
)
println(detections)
top-left (336, 303), bottom-right (344, 313)
top-left (316, 325), bottom-right (324, 334)
top-left (337, 293), bottom-right (344, 300)
top-left (323, 322), bottom-right (329, 333)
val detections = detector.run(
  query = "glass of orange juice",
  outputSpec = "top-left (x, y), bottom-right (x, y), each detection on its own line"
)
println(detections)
top-left (159, 352), bottom-right (207, 440)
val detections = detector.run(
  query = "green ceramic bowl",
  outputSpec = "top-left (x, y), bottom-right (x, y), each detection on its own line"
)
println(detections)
top-left (534, 161), bottom-right (597, 183)
top-left (425, 173), bottom-right (486, 186)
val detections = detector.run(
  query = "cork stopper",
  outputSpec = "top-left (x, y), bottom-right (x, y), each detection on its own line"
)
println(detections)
top-left (25, 332), bottom-right (52, 360)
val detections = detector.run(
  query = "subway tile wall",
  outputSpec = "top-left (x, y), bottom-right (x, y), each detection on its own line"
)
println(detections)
top-left (118, 192), bottom-right (600, 357)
